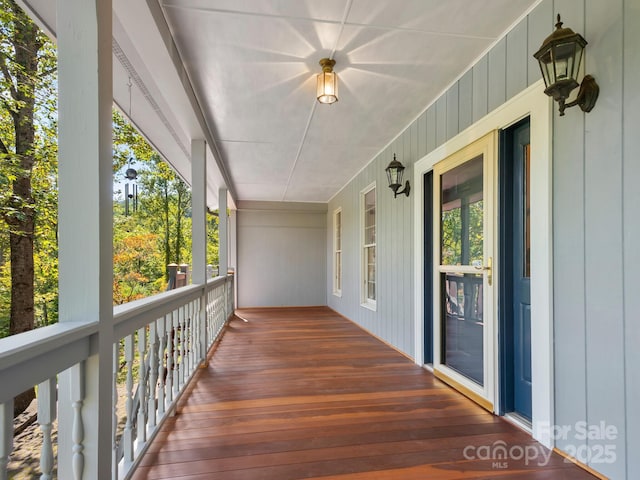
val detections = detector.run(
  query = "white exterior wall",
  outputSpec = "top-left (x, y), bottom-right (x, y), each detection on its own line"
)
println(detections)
top-left (238, 201), bottom-right (327, 307)
top-left (327, 0), bottom-right (639, 477)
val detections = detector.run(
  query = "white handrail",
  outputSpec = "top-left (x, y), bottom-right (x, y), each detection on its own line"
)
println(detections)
top-left (0, 274), bottom-right (235, 480)
top-left (0, 321), bottom-right (96, 404)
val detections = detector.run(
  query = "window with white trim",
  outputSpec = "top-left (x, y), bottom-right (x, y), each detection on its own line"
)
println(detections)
top-left (333, 207), bottom-right (342, 296)
top-left (361, 184), bottom-right (376, 309)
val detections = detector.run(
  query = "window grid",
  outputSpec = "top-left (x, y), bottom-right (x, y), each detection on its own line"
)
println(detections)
top-left (361, 185), bottom-right (376, 308)
top-left (333, 208), bottom-right (342, 296)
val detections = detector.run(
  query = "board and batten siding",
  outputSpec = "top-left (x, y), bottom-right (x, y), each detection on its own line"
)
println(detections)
top-left (328, 0), bottom-right (638, 477)
top-left (237, 201), bottom-right (327, 307)
top-left (327, 0), bottom-right (551, 366)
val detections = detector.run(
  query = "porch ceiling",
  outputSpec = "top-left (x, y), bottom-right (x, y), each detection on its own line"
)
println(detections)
top-left (19, 0), bottom-right (540, 206)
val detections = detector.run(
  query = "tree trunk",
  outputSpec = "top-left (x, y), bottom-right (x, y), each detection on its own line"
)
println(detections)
top-left (3, 0), bottom-right (43, 415)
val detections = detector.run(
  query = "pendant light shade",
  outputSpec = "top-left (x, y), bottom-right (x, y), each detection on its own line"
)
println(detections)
top-left (317, 58), bottom-right (338, 104)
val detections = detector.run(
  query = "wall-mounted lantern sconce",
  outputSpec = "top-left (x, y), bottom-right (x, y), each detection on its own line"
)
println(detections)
top-left (533, 14), bottom-right (599, 116)
top-left (385, 154), bottom-right (410, 198)
top-left (316, 58), bottom-right (338, 104)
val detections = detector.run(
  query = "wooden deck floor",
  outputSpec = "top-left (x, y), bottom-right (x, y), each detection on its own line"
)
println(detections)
top-left (132, 307), bottom-right (595, 480)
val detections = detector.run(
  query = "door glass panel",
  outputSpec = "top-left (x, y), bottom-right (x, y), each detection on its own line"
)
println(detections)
top-left (440, 155), bottom-right (484, 266)
top-left (442, 273), bottom-right (484, 385)
top-left (439, 153), bottom-right (484, 386)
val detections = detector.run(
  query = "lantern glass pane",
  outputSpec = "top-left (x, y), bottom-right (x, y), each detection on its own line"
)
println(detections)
top-left (536, 47), bottom-right (554, 86)
top-left (553, 41), bottom-right (577, 80)
top-left (386, 168), bottom-right (394, 186)
top-left (571, 43), bottom-right (584, 79)
top-left (316, 75), bottom-right (324, 97)
top-left (317, 72), bottom-right (338, 103)
top-left (324, 72), bottom-right (336, 96)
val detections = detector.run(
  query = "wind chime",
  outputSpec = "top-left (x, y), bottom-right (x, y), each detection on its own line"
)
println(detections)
top-left (124, 162), bottom-right (138, 215)
top-left (124, 77), bottom-right (138, 216)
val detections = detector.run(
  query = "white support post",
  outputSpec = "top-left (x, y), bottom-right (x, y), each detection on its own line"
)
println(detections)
top-left (56, 0), bottom-right (113, 478)
top-left (191, 140), bottom-right (208, 363)
top-left (229, 208), bottom-right (237, 311)
top-left (219, 189), bottom-right (229, 319)
top-left (229, 208), bottom-right (237, 272)
top-left (219, 188), bottom-right (228, 277)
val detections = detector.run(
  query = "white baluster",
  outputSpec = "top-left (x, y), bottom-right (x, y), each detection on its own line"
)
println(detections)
top-left (70, 363), bottom-right (85, 480)
top-left (165, 313), bottom-right (174, 407)
top-left (218, 286), bottom-right (225, 334)
top-left (192, 299), bottom-right (199, 369)
top-left (184, 303), bottom-right (191, 376)
top-left (112, 343), bottom-right (119, 480)
top-left (157, 315), bottom-right (168, 417)
top-left (192, 299), bottom-right (198, 370)
top-left (178, 306), bottom-right (185, 388)
top-left (206, 289), bottom-right (213, 343)
top-left (123, 334), bottom-right (134, 463)
top-left (136, 327), bottom-right (148, 449)
top-left (37, 378), bottom-right (57, 480)
top-left (0, 400), bottom-right (13, 480)
top-left (172, 310), bottom-right (180, 399)
top-left (148, 321), bottom-right (158, 430)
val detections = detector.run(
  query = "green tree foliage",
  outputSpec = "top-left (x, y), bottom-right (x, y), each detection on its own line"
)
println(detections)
top-left (441, 200), bottom-right (483, 266)
top-left (0, 0), bottom-right (57, 413)
top-left (113, 213), bottom-right (164, 304)
top-left (112, 109), bottom-right (220, 292)
top-left (0, 0), bottom-right (57, 339)
top-left (0, 8), bottom-right (219, 337)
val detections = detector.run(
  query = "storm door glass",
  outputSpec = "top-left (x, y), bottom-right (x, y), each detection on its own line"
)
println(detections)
top-left (439, 155), bottom-right (484, 385)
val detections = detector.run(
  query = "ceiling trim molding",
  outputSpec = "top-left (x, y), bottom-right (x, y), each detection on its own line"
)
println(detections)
top-left (160, 2), bottom-right (498, 41)
top-left (113, 39), bottom-right (190, 159)
top-left (145, 0), bottom-right (238, 202)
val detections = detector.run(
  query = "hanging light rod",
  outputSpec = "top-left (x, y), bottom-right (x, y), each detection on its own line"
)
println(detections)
top-left (316, 58), bottom-right (339, 104)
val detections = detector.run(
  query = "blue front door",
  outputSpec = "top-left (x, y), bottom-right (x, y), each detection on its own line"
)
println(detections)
top-left (511, 122), bottom-right (532, 420)
top-left (499, 118), bottom-right (532, 420)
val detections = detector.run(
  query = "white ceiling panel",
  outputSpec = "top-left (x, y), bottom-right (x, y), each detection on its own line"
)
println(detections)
top-left (161, 0), bottom-right (349, 23)
top-left (159, 0), bottom-right (539, 203)
top-left (222, 141), bottom-right (299, 185)
top-left (347, 0), bottom-right (535, 38)
top-left (21, 0), bottom-right (540, 205)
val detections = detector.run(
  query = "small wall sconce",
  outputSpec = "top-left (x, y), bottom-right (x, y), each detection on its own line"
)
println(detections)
top-left (316, 58), bottom-right (338, 104)
top-left (385, 154), bottom-right (410, 198)
top-left (533, 14), bottom-right (599, 116)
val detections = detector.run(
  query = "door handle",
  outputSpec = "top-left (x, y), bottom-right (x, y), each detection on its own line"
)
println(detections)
top-left (474, 256), bottom-right (493, 286)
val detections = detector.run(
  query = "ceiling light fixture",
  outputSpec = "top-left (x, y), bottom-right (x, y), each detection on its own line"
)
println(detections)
top-left (317, 58), bottom-right (338, 104)
top-left (533, 14), bottom-right (599, 116)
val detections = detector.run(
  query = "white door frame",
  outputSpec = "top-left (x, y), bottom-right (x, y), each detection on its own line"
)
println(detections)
top-left (412, 81), bottom-right (554, 448)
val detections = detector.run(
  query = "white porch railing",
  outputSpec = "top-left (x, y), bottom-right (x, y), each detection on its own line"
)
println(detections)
top-left (0, 274), bottom-right (234, 480)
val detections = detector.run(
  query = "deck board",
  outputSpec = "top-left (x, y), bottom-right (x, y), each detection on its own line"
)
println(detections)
top-left (131, 307), bottom-right (595, 480)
